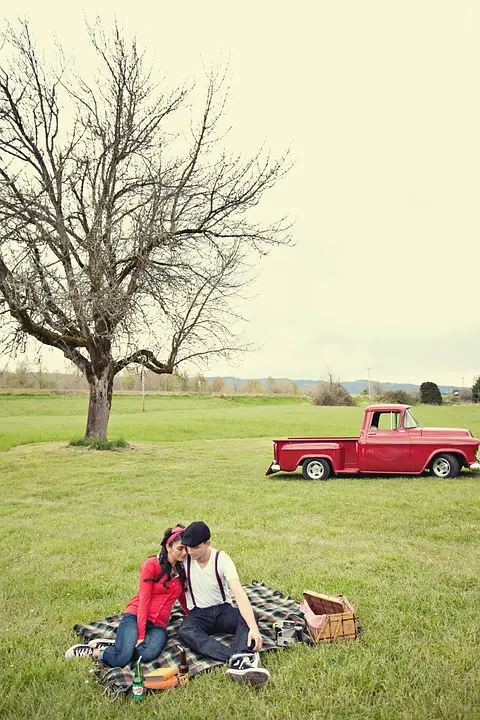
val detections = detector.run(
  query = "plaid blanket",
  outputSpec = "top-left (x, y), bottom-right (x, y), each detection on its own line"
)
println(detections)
top-left (73, 582), bottom-right (308, 699)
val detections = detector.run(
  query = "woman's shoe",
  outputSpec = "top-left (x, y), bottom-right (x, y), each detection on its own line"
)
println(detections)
top-left (65, 644), bottom-right (94, 659)
top-left (88, 638), bottom-right (115, 649)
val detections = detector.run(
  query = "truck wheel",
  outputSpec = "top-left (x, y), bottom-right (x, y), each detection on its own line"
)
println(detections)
top-left (430, 453), bottom-right (460, 479)
top-left (302, 458), bottom-right (330, 481)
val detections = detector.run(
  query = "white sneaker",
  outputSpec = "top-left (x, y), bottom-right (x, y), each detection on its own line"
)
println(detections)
top-left (226, 653), bottom-right (270, 687)
top-left (65, 644), bottom-right (94, 659)
top-left (248, 652), bottom-right (263, 670)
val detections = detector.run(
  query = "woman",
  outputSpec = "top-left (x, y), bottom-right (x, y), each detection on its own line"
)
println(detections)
top-left (65, 525), bottom-right (188, 666)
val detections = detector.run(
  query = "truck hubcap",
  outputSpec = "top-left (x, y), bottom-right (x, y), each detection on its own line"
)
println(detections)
top-left (307, 461), bottom-right (324, 479)
top-left (432, 458), bottom-right (450, 477)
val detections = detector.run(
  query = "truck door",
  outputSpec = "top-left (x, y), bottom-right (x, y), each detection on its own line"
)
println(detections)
top-left (364, 411), bottom-right (413, 472)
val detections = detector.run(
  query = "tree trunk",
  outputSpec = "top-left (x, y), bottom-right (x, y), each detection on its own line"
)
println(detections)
top-left (85, 368), bottom-right (114, 441)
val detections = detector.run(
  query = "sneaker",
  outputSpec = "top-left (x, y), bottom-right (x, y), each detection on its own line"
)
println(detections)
top-left (87, 638), bottom-right (115, 649)
top-left (65, 644), bottom-right (94, 659)
top-left (226, 653), bottom-right (270, 687)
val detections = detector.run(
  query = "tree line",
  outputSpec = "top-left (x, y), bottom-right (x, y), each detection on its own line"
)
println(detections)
top-left (313, 376), bottom-right (479, 406)
top-left (0, 363), bottom-right (300, 395)
top-left (3, 364), bottom-right (479, 403)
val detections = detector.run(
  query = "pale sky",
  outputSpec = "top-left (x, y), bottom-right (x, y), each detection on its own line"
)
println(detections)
top-left (3, 1), bottom-right (480, 386)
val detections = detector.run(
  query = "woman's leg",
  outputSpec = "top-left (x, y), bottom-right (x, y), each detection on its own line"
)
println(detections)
top-left (100, 613), bottom-right (138, 668)
top-left (133, 622), bottom-right (167, 663)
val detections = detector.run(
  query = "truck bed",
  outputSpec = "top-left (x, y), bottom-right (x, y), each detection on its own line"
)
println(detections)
top-left (273, 437), bottom-right (360, 473)
top-left (285, 436), bottom-right (359, 442)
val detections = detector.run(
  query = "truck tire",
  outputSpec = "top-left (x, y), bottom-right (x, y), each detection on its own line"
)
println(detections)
top-left (430, 453), bottom-right (460, 479)
top-left (302, 458), bottom-right (331, 481)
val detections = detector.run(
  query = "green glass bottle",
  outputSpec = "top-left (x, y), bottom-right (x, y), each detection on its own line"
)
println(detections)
top-left (132, 656), bottom-right (145, 701)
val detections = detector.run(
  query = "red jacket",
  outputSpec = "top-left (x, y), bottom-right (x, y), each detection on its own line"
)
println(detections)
top-left (125, 556), bottom-right (188, 641)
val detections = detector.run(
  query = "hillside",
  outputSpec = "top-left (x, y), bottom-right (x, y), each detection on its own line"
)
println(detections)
top-left (207, 377), bottom-right (461, 394)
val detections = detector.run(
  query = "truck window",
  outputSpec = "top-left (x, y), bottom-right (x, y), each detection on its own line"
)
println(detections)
top-left (373, 412), bottom-right (400, 430)
top-left (404, 409), bottom-right (420, 429)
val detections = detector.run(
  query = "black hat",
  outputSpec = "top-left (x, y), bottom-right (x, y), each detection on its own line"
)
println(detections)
top-left (182, 521), bottom-right (211, 547)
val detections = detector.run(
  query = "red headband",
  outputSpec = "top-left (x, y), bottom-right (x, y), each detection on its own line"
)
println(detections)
top-left (167, 526), bottom-right (185, 545)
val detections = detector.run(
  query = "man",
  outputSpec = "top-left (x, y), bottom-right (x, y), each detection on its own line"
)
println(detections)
top-left (178, 521), bottom-right (270, 687)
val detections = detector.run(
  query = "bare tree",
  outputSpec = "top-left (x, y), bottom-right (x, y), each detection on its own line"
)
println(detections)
top-left (244, 378), bottom-right (264, 394)
top-left (0, 23), bottom-right (291, 440)
top-left (209, 376), bottom-right (226, 393)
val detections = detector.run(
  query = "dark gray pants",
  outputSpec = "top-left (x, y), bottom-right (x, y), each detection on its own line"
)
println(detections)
top-left (178, 603), bottom-right (258, 663)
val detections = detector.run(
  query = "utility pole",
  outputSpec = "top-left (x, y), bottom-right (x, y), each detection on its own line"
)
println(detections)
top-left (368, 368), bottom-right (371, 399)
top-left (461, 377), bottom-right (465, 388)
top-left (141, 360), bottom-right (146, 412)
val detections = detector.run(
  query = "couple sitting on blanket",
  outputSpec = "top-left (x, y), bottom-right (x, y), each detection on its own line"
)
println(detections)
top-left (65, 521), bottom-right (269, 687)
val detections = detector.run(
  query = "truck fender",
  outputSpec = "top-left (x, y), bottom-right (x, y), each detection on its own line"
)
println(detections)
top-left (422, 448), bottom-right (468, 472)
top-left (297, 454), bottom-right (335, 473)
top-left (295, 444), bottom-right (341, 472)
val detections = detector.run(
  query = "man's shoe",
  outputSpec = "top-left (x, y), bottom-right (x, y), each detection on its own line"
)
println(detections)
top-left (226, 653), bottom-right (270, 687)
top-left (65, 644), bottom-right (94, 659)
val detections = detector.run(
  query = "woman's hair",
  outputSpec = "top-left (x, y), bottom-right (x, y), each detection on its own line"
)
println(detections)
top-left (144, 524), bottom-right (187, 589)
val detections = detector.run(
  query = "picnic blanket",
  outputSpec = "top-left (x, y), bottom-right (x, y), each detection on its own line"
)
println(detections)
top-left (73, 581), bottom-right (309, 699)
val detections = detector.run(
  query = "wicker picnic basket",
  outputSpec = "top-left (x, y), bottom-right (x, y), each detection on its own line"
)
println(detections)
top-left (301, 590), bottom-right (358, 643)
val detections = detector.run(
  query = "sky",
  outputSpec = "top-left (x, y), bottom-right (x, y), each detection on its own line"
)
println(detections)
top-left (2, 1), bottom-right (480, 386)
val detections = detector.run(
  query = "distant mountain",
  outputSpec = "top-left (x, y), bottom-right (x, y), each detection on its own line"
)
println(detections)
top-left (341, 379), bottom-right (460, 394)
top-left (341, 379), bottom-right (420, 394)
top-left (206, 376), bottom-right (461, 394)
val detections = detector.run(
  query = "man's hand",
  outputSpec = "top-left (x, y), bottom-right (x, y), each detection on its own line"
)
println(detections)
top-left (136, 638), bottom-right (144, 647)
top-left (228, 579), bottom-right (264, 652)
top-left (247, 626), bottom-right (263, 652)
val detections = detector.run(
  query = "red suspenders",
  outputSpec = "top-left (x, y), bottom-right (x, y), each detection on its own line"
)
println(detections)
top-left (186, 550), bottom-right (226, 607)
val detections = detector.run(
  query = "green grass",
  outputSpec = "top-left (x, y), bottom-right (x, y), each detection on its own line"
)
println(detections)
top-left (69, 437), bottom-right (128, 450)
top-left (1, 396), bottom-right (479, 719)
top-left (2, 393), bottom-right (480, 453)
top-left (0, 394), bottom-right (311, 451)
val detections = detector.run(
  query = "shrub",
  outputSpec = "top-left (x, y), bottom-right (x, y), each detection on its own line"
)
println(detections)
top-left (313, 379), bottom-right (356, 407)
top-left (410, 390), bottom-right (420, 404)
top-left (472, 376), bottom-right (480, 404)
top-left (378, 389), bottom-right (415, 405)
top-left (459, 387), bottom-right (473, 403)
top-left (420, 381), bottom-right (442, 405)
top-left (69, 437), bottom-right (127, 450)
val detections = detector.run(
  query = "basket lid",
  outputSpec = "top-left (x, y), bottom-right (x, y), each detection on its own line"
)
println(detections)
top-left (303, 590), bottom-right (345, 615)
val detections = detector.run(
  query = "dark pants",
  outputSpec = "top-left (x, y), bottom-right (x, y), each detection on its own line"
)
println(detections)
top-left (178, 603), bottom-right (258, 663)
top-left (100, 612), bottom-right (167, 667)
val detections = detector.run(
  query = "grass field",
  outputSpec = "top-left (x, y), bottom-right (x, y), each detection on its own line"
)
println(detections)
top-left (1, 395), bottom-right (479, 719)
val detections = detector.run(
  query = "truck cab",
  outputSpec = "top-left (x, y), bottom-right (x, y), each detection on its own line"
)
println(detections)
top-left (359, 404), bottom-right (419, 473)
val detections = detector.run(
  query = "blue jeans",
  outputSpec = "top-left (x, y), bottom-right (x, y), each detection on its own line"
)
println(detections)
top-left (100, 613), bottom-right (167, 667)
top-left (178, 603), bottom-right (257, 663)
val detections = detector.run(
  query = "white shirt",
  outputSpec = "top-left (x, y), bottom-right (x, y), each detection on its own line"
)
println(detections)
top-left (183, 548), bottom-right (239, 610)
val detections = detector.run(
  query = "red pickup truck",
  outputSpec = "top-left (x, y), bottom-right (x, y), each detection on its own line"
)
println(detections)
top-left (265, 404), bottom-right (480, 480)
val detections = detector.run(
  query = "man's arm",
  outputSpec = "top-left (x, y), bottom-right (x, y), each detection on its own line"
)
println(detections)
top-left (228, 577), bottom-right (263, 651)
